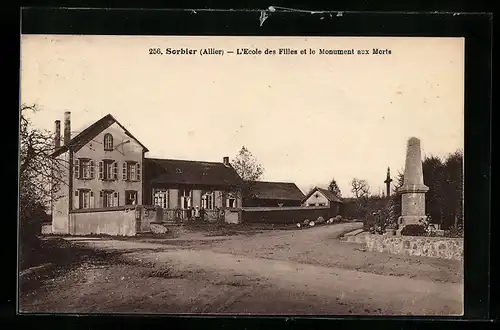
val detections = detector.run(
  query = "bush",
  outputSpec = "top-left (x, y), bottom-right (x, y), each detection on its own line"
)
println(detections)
top-left (400, 224), bottom-right (427, 237)
top-left (444, 225), bottom-right (464, 238)
top-left (363, 213), bottom-right (376, 231)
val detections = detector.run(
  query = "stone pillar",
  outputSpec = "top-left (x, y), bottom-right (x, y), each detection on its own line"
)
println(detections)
top-left (396, 137), bottom-right (429, 235)
top-left (384, 167), bottom-right (392, 197)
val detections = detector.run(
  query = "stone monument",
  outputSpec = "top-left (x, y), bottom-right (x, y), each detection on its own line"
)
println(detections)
top-left (396, 137), bottom-right (429, 235)
top-left (384, 167), bottom-right (392, 197)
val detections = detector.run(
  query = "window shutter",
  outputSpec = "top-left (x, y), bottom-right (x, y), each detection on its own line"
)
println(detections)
top-left (98, 161), bottom-right (103, 180)
top-left (99, 191), bottom-right (103, 208)
top-left (90, 191), bottom-right (94, 208)
top-left (114, 192), bottom-right (119, 207)
top-left (90, 160), bottom-right (95, 179)
top-left (136, 163), bottom-right (141, 181)
top-left (113, 162), bottom-right (118, 180)
top-left (122, 162), bottom-right (127, 180)
top-left (73, 190), bottom-right (79, 209)
top-left (74, 159), bottom-right (80, 179)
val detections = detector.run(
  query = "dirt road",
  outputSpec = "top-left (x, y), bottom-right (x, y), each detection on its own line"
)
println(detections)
top-left (20, 222), bottom-right (463, 316)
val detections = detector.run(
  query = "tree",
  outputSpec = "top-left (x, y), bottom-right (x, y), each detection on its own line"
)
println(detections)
top-left (19, 104), bottom-right (67, 248)
top-left (327, 178), bottom-right (342, 198)
top-left (350, 178), bottom-right (370, 199)
top-left (422, 156), bottom-right (446, 226)
top-left (231, 146), bottom-right (265, 202)
top-left (231, 146), bottom-right (264, 181)
top-left (350, 178), bottom-right (371, 218)
top-left (388, 170), bottom-right (404, 227)
top-left (442, 150), bottom-right (463, 229)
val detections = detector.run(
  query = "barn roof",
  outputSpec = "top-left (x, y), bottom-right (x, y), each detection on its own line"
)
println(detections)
top-left (248, 181), bottom-right (305, 201)
top-left (145, 158), bottom-right (243, 187)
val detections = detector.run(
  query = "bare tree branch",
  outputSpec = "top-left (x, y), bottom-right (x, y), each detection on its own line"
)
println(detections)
top-left (19, 104), bottom-right (69, 222)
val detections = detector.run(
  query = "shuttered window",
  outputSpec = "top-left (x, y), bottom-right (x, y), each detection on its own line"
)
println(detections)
top-left (75, 158), bottom-right (93, 180)
top-left (101, 190), bottom-right (119, 208)
top-left (122, 161), bottom-right (141, 181)
top-left (99, 160), bottom-right (118, 181)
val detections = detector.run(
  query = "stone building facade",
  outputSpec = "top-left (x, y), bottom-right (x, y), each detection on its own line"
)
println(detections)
top-left (50, 112), bottom-right (149, 234)
top-left (143, 157), bottom-right (242, 222)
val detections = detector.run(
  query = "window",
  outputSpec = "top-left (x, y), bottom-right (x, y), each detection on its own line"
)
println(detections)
top-left (318, 203), bottom-right (326, 206)
top-left (202, 191), bottom-right (214, 209)
top-left (104, 133), bottom-right (113, 150)
top-left (78, 189), bottom-right (93, 209)
top-left (181, 189), bottom-right (192, 209)
top-left (226, 194), bottom-right (237, 208)
top-left (122, 161), bottom-right (141, 181)
top-left (125, 190), bottom-right (138, 205)
top-left (99, 160), bottom-right (118, 180)
top-left (308, 203), bottom-right (316, 207)
top-left (74, 158), bottom-right (94, 180)
top-left (101, 190), bottom-right (119, 208)
top-left (153, 190), bottom-right (168, 208)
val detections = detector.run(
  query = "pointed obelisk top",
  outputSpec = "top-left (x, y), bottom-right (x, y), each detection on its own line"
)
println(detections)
top-left (400, 137), bottom-right (428, 192)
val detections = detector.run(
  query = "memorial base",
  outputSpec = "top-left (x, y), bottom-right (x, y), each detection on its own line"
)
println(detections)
top-left (396, 215), bottom-right (428, 236)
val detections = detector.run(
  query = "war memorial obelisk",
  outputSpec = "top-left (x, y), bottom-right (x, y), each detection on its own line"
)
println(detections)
top-left (397, 137), bottom-right (429, 235)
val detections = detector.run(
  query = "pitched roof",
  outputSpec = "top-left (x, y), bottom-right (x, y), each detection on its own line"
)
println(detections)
top-left (303, 187), bottom-right (343, 203)
top-left (248, 181), bottom-right (305, 201)
top-left (145, 158), bottom-right (243, 186)
top-left (51, 114), bottom-right (149, 157)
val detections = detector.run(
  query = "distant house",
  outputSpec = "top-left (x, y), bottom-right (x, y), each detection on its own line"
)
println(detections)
top-left (302, 187), bottom-right (343, 216)
top-left (244, 181), bottom-right (306, 207)
top-left (143, 157), bottom-right (243, 221)
top-left (50, 112), bottom-right (149, 234)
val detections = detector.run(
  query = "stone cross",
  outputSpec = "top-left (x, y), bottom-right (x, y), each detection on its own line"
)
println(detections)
top-left (396, 137), bottom-right (429, 235)
top-left (384, 167), bottom-right (392, 197)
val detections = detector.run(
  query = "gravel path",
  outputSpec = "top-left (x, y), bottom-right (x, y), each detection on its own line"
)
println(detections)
top-left (20, 222), bottom-right (463, 315)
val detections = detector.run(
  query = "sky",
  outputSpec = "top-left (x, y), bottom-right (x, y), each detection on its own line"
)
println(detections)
top-left (20, 35), bottom-right (464, 197)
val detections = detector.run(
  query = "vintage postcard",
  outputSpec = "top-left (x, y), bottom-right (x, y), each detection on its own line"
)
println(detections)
top-left (19, 35), bottom-right (464, 316)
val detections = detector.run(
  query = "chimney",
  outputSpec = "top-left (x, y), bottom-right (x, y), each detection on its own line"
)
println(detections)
top-left (63, 111), bottom-right (71, 145)
top-left (54, 120), bottom-right (61, 149)
top-left (223, 156), bottom-right (230, 167)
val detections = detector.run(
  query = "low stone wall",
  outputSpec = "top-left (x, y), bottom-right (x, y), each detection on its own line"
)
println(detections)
top-left (69, 206), bottom-right (138, 236)
top-left (225, 209), bottom-right (241, 224)
top-left (241, 206), bottom-right (330, 225)
top-left (346, 233), bottom-right (463, 261)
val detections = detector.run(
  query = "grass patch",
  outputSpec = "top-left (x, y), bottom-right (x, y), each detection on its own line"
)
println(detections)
top-left (143, 267), bottom-right (183, 279)
top-left (19, 237), bottom-right (135, 295)
top-left (214, 280), bottom-right (248, 287)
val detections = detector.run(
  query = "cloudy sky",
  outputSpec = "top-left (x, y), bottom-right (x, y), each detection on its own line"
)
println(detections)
top-left (20, 35), bottom-right (464, 197)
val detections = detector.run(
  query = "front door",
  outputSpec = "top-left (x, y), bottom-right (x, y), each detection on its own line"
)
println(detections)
top-left (180, 189), bottom-right (192, 220)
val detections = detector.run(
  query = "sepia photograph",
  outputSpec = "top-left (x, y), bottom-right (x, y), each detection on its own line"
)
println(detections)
top-left (18, 35), bottom-right (464, 316)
